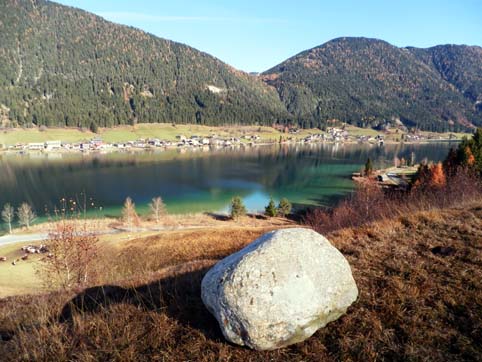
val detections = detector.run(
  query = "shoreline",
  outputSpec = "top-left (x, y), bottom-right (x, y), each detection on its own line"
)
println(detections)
top-left (0, 138), bottom-right (461, 156)
top-left (0, 123), bottom-right (465, 155)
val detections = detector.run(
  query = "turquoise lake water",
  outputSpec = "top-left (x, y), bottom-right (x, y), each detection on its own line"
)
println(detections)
top-left (0, 142), bottom-right (456, 224)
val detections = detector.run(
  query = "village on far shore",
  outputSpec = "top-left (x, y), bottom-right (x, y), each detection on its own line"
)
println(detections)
top-left (0, 123), bottom-right (464, 154)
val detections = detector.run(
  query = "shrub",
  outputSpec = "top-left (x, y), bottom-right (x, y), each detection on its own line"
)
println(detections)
top-left (305, 168), bottom-right (482, 234)
top-left (37, 220), bottom-right (99, 290)
top-left (230, 196), bottom-right (246, 219)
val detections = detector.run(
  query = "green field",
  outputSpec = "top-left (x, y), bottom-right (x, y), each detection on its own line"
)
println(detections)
top-left (0, 242), bottom-right (44, 297)
top-left (0, 232), bottom-right (127, 297)
top-left (0, 124), bottom-right (296, 146)
top-left (344, 124), bottom-right (467, 142)
top-left (0, 123), bottom-right (467, 147)
top-left (0, 127), bottom-right (97, 146)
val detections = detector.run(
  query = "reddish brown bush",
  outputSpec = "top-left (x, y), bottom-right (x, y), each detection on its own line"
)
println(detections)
top-left (37, 220), bottom-right (99, 290)
top-left (429, 162), bottom-right (446, 188)
top-left (306, 168), bottom-right (482, 234)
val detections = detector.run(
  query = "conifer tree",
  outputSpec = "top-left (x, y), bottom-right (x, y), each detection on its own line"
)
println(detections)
top-left (277, 198), bottom-right (292, 217)
top-left (429, 162), bottom-right (446, 188)
top-left (412, 163), bottom-right (431, 189)
top-left (464, 146), bottom-right (476, 167)
top-left (365, 158), bottom-right (373, 176)
top-left (443, 147), bottom-right (459, 177)
top-left (89, 121), bottom-right (99, 133)
top-left (265, 198), bottom-right (277, 217)
top-left (230, 196), bottom-right (246, 220)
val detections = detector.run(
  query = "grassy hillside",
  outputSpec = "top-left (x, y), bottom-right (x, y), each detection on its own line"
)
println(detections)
top-left (0, 203), bottom-right (481, 361)
top-left (262, 37), bottom-right (482, 131)
top-left (0, 0), bottom-right (288, 129)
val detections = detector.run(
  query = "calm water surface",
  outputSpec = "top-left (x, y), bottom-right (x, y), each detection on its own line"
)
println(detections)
top-left (0, 143), bottom-right (455, 223)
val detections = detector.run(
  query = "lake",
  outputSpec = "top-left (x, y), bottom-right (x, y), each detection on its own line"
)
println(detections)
top-left (0, 142), bottom-right (456, 223)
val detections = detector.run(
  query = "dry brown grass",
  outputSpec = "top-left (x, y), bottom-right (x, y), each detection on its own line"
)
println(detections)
top-left (25, 213), bottom-right (292, 234)
top-left (108, 227), bottom-right (282, 283)
top-left (0, 205), bottom-right (481, 361)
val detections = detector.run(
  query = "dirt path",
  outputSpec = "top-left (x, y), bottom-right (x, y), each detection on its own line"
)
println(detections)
top-left (0, 233), bottom-right (48, 246)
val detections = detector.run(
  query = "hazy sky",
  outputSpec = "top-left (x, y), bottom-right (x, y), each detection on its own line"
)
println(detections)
top-left (55, 0), bottom-right (482, 72)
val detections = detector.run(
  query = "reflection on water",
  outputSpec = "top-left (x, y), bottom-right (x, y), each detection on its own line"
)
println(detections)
top-left (0, 142), bottom-right (456, 217)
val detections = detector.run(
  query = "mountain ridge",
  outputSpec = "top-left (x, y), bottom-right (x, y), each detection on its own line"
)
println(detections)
top-left (262, 37), bottom-right (482, 131)
top-left (1, 1), bottom-right (481, 131)
top-left (0, 0), bottom-right (289, 128)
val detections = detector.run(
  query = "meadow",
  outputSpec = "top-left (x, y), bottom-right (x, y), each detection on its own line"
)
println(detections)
top-left (0, 214), bottom-right (294, 297)
top-left (0, 123), bottom-right (311, 146)
top-left (0, 123), bottom-right (467, 147)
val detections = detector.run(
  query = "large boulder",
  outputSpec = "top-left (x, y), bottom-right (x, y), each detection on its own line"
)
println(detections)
top-left (201, 228), bottom-right (358, 350)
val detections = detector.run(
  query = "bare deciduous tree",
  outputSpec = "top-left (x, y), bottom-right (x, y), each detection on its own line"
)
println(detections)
top-left (37, 220), bottom-right (99, 289)
top-left (17, 202), bottom-right (36, 229)
top-left (1, 203), bottom-right (14, 234)
top-left (122, 197), bottom-right (139, 229)
top-left (149, 196), bottom-right (166, 223)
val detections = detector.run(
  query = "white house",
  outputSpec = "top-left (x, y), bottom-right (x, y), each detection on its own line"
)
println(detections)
top-left (27, 142), bottom-right (44, 150)
top-left (44, 140), bottom-right (62, 151)
top-left (80, 143), bottom-right (91, 151)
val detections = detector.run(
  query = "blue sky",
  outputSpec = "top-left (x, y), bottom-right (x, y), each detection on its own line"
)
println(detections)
top-left (55, 0), bottom-right (482, 72)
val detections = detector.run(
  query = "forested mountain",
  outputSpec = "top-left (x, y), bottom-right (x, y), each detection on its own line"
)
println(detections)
top-left (1, 1), bottom-right (481, 131)
top-left (0, 0), bottom-right (289, 128)
top-left (408, 45), bottom-right (482, 108)
top-left (262, 37), bottom-right (482, 131)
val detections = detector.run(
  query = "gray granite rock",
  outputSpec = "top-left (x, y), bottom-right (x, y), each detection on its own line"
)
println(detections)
top-left (201, 228), bottom-right (358, 350)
